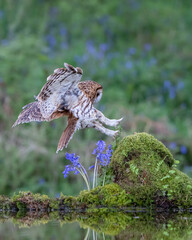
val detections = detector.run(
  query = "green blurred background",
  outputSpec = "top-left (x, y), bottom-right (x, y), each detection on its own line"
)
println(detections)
top-left (0, 0), bottom-right (192, 197)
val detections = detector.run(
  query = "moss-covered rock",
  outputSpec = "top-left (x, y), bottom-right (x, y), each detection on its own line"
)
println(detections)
top-left (110, 133), bottom-right (192, 207)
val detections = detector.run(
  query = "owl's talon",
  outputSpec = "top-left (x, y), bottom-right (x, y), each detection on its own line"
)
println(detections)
top-left (112, 130), bottom-right (119, 138)
top-left (113, 117), bottom-right (123, 128)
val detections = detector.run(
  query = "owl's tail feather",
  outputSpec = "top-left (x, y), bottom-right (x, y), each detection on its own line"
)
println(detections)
top-left (56, 115), bottom-right (78, 153)
top-left (12, 101), bottom-right (44, 127)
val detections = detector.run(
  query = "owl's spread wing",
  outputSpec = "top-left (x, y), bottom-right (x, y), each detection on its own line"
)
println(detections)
top-left (37, 63), bottom-right (83, 119)
top-left (12, 101), bottom-right (45, 127)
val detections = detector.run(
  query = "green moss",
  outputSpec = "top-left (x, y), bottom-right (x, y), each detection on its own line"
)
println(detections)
top-left (0, 195), bottom-right (11, 210)
top-left (60, 194), bottom-right (77, 206)
top-left (77, 183), bottom-right (133, 208)
top-left (12, 192), bottom-right (49, 202)
top-left (49, 199), bottom-right (59, 210)
top-left (110, 133), bottom-right (192, 206)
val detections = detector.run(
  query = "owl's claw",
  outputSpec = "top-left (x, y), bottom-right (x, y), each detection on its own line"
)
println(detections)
top-left (112, 130), bottom-right (120, 138)
top-left (113, 117), bottom-right (123, 128)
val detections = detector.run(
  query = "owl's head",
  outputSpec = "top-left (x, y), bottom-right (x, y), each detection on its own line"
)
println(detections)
top-left (94, 87), bottom-right (103, 103)
top-left (78, 81), bottom-right (103, 104)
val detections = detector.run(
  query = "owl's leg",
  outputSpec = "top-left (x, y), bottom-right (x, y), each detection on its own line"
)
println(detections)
top-left (87, 120), bottom-right (119, 138)
top-left (95, 110), bottom-right (123, 127)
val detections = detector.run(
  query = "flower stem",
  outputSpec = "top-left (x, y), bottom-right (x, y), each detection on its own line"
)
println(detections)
top-left (76, 167), bottom-right (90, 191)
top-left (93, 157), bottom-right (98, 189)
top-left (102, 169), bottom-right (106, 186)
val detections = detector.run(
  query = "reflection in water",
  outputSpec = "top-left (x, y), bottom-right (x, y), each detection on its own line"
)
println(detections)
top-left (0, 210), bottom-right (192, 239)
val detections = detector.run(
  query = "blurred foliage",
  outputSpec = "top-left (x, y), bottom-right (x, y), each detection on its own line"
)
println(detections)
top-left (0, 0), bottom-right (192, 196)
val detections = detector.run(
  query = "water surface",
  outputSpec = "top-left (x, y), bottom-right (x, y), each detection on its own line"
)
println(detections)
top-left (0, 211), bottom-right (192, 240)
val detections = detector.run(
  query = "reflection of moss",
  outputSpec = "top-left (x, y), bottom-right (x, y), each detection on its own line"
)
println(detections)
top-left (115, 214), bottom-right (192, 240)
top-left (1, 210), bottom-right (192, 239)
top-left (78, 212), bottom-right (131, 235)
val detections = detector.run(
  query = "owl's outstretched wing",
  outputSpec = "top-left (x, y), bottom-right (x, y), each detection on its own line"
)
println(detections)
top-left (56, 114), bottom-right (78, 153)
top-left (37, 63), bottom-right (83, 119)
top-left (12, 101), bottom-right (45, 127)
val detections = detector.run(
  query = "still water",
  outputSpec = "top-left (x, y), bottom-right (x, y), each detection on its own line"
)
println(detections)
top-left (0, 211), bottom-right (192, 240)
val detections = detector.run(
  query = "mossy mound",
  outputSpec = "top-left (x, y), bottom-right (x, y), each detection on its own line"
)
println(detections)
top-left (1, 133), bottom-right (192, 212)
top-left (110, 133), bottom-right (192, 207)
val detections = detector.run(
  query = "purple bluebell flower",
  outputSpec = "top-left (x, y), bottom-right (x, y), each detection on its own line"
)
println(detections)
top-left (65, 152), bottom-right (81, 168)
top-left (92, 140), bottom-right (106, 154)
top-left (89, 165), bottom-right (94, 170)
top-left (62, 153), bottom-right (90, 190)
top-left (144, 43), bottom-right (152, 52)
top-left (169, 142), bottom-right (177, 150)
top-left (92, 140), bottom-right (113, 167)
top-left (38, 178), bottom-right (45, 185)
top-left (1, 39), bottom-right (9, 46)
top-left (176, 81), bottom-right (184, 90)
top-left (163, 80), bottom-right (171, 89)
top-left (62, 153), bottom-right (81, 178)
top-left (147, 57), bottom-right (157, 66)
top-left (50, 7), bottom-right (58, 16)
top-left (86, 40), bottom-right (96, 55)
top-left (62, 165), bottom-right (79, 178)
top-left (128, 47), bottom-right (136, 55)
top-left (125, 61), bottom-right (133, 69)
top-left (46, 34), bottom-right (56, 49)
top-left (180, 145), bottom-right (187, 155)
top-left (60, 42), bottom-right (68, 49)
top-left (99, 43), bottom-right (109, 52)
top-left (60, 26), bottom-right (67, 36)
top-left (169, 86), bottom-right (176, 99)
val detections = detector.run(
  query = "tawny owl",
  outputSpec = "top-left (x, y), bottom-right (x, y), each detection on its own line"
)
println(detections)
top-left (13, 63), bottom-right (123, 152)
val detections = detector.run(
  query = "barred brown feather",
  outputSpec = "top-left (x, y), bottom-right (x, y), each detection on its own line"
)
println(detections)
top-left (12, 102), bottom-right (44, 127)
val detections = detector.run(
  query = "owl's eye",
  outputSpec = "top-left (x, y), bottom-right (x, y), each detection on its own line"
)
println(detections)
top-left (96, 92), bottom-right (100, 97)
